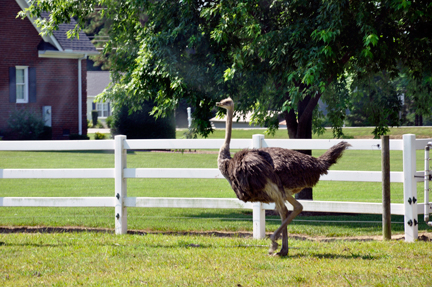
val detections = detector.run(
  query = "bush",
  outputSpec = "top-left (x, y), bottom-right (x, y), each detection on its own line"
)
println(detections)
top-left (38, 126), bottom-right (52, 140)
top-left (91, 110), bottom-right (98, 127)
top-left (7, 109), bottom-right (45, 140)
top-left (69, 134), bottom-right (90, 140)
top-left (111, 100), bottom-right (176, 139)
top-left (105, 116), bottom-right (113, 128)
top-left (94, 132), bottom-right (106, 140)
top-left (96, 120), bottom-right (105, 128)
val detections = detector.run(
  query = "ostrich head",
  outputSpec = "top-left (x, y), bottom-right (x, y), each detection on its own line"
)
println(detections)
top-left (216, 97), bottom-right (234, 111)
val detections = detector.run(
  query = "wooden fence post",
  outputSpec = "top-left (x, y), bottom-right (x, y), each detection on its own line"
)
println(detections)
top-left (252, 134), bottom-right (266, 239)
top-left (403, 134), bottom-right (418, 242)
top-left (381, 135), bottom-right (391, 240)
top-left (115, 135), bottom-right (127, 234)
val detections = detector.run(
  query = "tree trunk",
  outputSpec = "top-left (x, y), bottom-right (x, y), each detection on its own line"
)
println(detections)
top-left (415, 114), bottom-right (423, 126)
top-left (283, 93), bottom-right (321, 200)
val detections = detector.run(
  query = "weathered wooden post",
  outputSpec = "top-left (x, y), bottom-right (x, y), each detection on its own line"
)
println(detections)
top-left (252, 134), bottom-right (266, 239)
top-left (381, 135), bottom-right (391, 240)
top-left (115, 135), bottom-right (127, 234)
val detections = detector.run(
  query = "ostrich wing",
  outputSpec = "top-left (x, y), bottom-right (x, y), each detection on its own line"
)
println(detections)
top-left (264, 147), bottom-right (326, 189)
top-left (228, 149), bottom-right (283, 203)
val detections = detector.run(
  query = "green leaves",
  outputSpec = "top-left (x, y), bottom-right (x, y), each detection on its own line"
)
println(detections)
top-left (392, 0), bottom-right (412, 10)
top-left (19, 0), bottom-right (432, 139)
top-left (364, 34), bottom-right (379, 47)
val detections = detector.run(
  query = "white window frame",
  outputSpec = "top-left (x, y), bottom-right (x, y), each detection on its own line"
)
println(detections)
top-left (15, 66), bottom-right (29, 103)
top-left (96, 102), bottom-right (111, 118)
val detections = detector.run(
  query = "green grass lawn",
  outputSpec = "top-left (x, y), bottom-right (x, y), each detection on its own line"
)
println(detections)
top-left (1, 127), bottom-right (432, 237)
top-left (176, 126), bottom-right (432, 139)
top-left (1, 128), bottom-right (432, 286)
top-left (0, 148), bottom-right (430, 236)
top-left (1, 232), bottom-right (431, 286)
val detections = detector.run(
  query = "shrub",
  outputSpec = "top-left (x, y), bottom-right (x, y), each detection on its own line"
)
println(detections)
top-left (87, 119), bottom-right (92, 128)
top-left (38, 126), bottom-right (52, 140)
top-left (91, 110), bottom-right (98, 127)
top-left (7, 109), bottom-right (45, 140)
top-left (105, 116), bottom-right (113, 128)
top-left (69, 134), bottom-right (90, 140)
top-left (96, 120), bottom-right (105, 128)
top-left (94, 132), bottom-right (106, 140)
top-left (111, 100), bottom-right (176, 139)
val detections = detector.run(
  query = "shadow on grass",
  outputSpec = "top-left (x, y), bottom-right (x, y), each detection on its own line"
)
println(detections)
top-left (284, 252), bottom-right (379, 260)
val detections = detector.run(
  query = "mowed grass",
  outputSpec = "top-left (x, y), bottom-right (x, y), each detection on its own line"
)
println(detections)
top-left (1, 127), bottom-right (432, 236)
top-left (1, 128), bottom-right (432, 286)
top-left (176, 126), bottom-right (432, 139)
top-left (1, 147), bottom-right (431, 236)
top-left (1, 232), bottom-right (432, 286)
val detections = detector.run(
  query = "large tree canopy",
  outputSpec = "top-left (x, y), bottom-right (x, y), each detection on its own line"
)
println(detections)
top-left (21, 0), bottom-right (432, 199)
top-left (22, 0), bottom-right (432, 138)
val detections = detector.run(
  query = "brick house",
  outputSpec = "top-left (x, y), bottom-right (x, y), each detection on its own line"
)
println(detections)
top-left (0, 0), bottom-right (98, 140)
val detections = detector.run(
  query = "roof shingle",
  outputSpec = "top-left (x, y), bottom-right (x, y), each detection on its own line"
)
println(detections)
top-left (40, 12), bottom-right (96, 52)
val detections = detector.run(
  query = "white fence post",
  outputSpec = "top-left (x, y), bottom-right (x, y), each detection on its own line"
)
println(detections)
top-left (252, 134), bottom-right (266, 239)
top-left (403, 134), bottom-right (418, 242)
top-left (115, 135), bottom-right (127, 234)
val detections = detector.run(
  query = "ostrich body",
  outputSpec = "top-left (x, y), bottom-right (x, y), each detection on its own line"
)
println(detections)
top-left (216, 97), bottom-right (350, 256)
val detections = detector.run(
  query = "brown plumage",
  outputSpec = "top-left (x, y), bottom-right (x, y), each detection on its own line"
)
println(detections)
top-left (216, 97), bottom-right (350, 256)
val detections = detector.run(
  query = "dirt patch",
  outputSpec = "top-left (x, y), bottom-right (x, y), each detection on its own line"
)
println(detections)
top-left (1, 226), bottom-right (431, 242)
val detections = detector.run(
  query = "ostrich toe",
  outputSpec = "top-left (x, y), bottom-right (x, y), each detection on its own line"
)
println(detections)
top-left (268, 239), bottom-right (279, 255)
top-left (276, 248), bottom-right (288, 257)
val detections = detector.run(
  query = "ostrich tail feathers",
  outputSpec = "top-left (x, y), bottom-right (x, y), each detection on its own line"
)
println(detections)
top-left (318, 141), bottom-right (351, 169)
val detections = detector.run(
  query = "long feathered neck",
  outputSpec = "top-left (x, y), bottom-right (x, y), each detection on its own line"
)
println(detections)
top-left (218, 108), bottom-right (233, 162)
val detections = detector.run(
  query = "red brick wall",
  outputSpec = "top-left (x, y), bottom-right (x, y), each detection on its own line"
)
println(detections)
top-left (0, 0), bottom-right (88, 140)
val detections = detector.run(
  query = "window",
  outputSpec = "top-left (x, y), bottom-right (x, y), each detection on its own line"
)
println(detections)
top-left (9, 66), bottom-right (36, 104)
top-left (15, 66), bottom-right (29, 103)
top-left (96, 102), bottom-right (111, 118)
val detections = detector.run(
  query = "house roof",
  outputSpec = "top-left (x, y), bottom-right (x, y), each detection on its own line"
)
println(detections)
top-left (87, 71), bottom-right (111, 97)
top-left (40, 12), bottom-right (96, 52)
top-left (15, 0), bottom-right (98, 59)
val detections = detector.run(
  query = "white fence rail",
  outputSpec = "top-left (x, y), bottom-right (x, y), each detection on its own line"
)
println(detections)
top-left (1, 134), bottom-right (430, 242)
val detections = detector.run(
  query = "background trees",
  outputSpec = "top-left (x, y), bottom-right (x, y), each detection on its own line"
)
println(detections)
top-left (23, 0), bottom-right (432, 134)
top-left (21, 0), bottom-right (432, 197)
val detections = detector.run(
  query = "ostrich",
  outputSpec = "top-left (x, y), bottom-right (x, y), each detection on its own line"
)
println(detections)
top-left (216, 97), bottom-right (350, 256)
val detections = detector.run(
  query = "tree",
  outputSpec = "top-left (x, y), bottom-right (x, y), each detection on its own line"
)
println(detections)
top-left (81, 10), bottom-right (112, 70)
top-left (22, 0), bottom-right (432, 134)
top-left (21, 0), bottom-right (432, 198)
top-left (396, 72), bottom-right (432, 126)
top-left (346, 72), bottom-right (402, 138)
top-left (111, 98), bottom-right (176, 139)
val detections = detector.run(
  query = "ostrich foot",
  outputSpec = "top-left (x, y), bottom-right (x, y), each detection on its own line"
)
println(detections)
top-left (276, 248), bottom-right (288, 257)
top-left (268, 238), bottom-right (279, 255)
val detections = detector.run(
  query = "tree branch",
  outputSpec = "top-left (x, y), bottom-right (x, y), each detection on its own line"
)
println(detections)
top-left (297, 92), bottom-right (321, 131)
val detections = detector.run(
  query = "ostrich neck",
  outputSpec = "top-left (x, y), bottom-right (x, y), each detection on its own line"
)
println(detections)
top-left (218, 108), bottom-right (233, 162)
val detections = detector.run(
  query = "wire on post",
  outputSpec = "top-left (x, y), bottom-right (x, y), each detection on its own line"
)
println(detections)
top-left (425, 142), bottom-right (432, 227)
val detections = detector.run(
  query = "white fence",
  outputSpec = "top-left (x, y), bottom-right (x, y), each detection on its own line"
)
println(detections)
top-left (1, 134), bottom-right (431, 242)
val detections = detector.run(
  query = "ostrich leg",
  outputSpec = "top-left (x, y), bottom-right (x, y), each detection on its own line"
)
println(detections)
top-left (269, 194), bottom-right (303, 256)
top-left (277, 205), bottom-right (290, 256)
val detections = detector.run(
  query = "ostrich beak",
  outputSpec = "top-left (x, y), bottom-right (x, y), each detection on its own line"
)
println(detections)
top-left (216, 102), bottom-right (221, 107)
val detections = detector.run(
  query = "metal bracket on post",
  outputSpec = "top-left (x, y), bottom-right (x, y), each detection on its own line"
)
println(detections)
top-left (252, 134), bottom-right (265, 239)
top-left (403, 134), bottom-right (418, 242)
top-left (115, 135), bottom-right (127, 235)
top-left (425, 142), bottom-right (432, 226)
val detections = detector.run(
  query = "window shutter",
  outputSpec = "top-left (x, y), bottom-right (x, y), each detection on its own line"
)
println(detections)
top-left (92, 102), bottom-right (96, 110)
top-left (9, 67), bottom-right (16, 103)
top-left (29, 67), bottom-right (37, 103)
